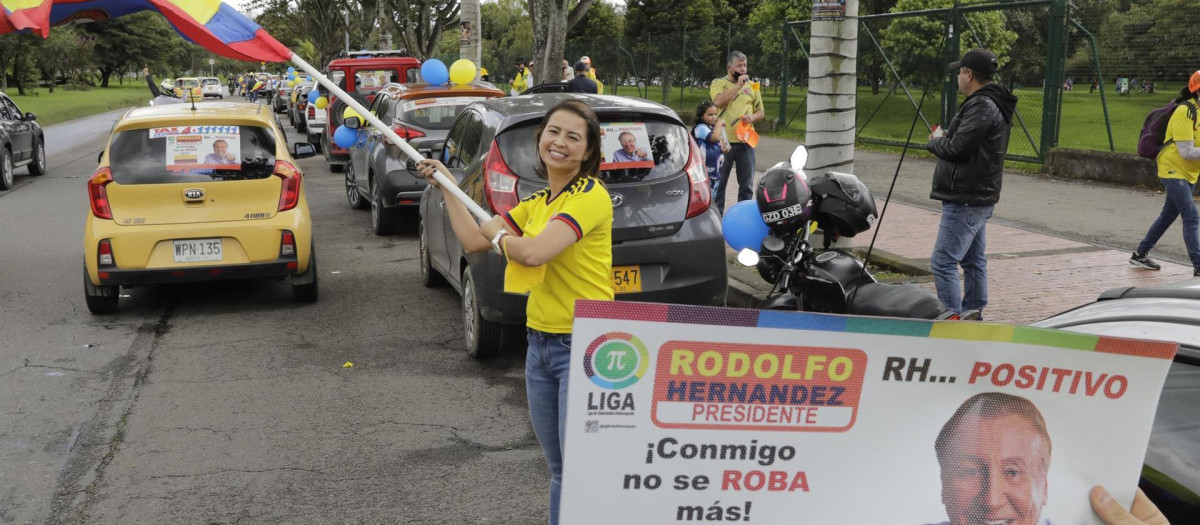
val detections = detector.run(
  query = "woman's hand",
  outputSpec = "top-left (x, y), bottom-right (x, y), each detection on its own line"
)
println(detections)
top-left (416, 159), bottom-right (448, 188)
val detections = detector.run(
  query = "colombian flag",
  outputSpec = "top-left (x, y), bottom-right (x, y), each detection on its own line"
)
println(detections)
top-left (0, 0), bottom-right (291, 63)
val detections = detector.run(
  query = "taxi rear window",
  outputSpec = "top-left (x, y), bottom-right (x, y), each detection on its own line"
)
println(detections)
top-left (108, 125), bottom-right (277, 184)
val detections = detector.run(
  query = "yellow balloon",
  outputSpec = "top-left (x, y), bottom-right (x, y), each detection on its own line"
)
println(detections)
top-left (315, 96), bottom-right (329, 109)
top-left (449, 59), bottom-right (477, 85)
top-left (343, 106), bottom-right (363, 124)
top-left (288, 79), bottom-right (296, 88)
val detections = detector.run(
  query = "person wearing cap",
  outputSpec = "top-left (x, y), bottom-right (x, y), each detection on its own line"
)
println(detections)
top-left (512, 60), bottom-right (532, 95)
top-left (579, 56), bottom-right (603, 94)
top-left (567, 61), bottom-right (598, 94)
top-left (927, 48), bottom-right (1018, 318)
top-left (1130, 71), bottom-right (1200, 275)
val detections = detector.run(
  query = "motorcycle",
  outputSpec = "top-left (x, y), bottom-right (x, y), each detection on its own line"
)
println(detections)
top-left (725, 146), bottom-right (976, 321)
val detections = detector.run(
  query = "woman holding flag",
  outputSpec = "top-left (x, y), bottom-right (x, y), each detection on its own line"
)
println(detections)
top-left (416, 99), bottom-right (612, 525)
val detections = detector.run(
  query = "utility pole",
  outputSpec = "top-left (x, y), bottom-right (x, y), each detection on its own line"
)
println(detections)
top-left (806, 0), bottom-right (859, 175)
top-left (459, 0), bottom-right (482, 78)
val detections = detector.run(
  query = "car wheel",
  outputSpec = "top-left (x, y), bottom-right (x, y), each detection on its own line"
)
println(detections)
top-left (462, 268), bottom-right (503, 359)
top-left (0, 147), bottom-right (13, 190)
top-left (370, 176), bottom-right (399, 235)
top-left (419, 221), bottom-right (446, 288)
top-left (83, 266), bottom-right (119, 314)
top-left (291, 246), bottom-right (319, 303)
top-left (28, 138), bottom-right (45, 176)
top-left (345, 164), bottom-right (368, 210)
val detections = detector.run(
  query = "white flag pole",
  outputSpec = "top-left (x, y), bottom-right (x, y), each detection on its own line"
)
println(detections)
top-left (289, 53), bottom-right (493, 223)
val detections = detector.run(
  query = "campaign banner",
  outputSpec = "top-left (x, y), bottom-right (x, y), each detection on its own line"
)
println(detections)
top-left (600, 122), bottom-right (654, 170)
top-left (560, 301), bottom-right (1176, 525)
top-left (152, 126), bottom-right (241, 171)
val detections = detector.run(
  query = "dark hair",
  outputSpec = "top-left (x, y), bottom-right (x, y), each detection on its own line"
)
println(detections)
top-left (935, 392), bottom-right (1052, 472)
top-left (1176, 85), bottom-right (1200, 103)
top-left (533, 99), bottom-right (602, 181)
top-left (694, 100), bottom-right (716, 127)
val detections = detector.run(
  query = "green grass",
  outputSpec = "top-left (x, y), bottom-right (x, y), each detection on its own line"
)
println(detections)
top-left (7, 85), bottom-right (154, 127)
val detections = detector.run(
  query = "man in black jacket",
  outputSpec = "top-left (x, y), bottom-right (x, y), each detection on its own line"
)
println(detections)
top-left (566, 61), bottom-right (598, 94)
top-left (927, 48), bottom-right (1018, 317)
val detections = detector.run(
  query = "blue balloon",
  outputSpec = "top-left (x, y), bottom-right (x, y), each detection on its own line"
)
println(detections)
top-left (421, 59), bottom-right (449, 86)
top-left (288, 72), bottom-right (296, 80)
top-left (721, 200), bottom-right (769, 252)
top-left (307, 89), bottom-right (319, 103)
top-left (287, 66), bottom-right (295, 73)
top-left (334, 125), bottom-right (358, 149)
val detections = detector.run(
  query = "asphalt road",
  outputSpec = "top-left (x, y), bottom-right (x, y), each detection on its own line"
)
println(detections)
top-left (0, 102), bottom-right (548, 524)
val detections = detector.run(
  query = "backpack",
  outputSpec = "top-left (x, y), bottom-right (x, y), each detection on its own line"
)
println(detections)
top-left (1138, 100), bottom-right (1197, 159)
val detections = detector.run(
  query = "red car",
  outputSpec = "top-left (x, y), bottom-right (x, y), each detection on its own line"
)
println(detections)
top-left (319, 50), bottom-right (421, 172)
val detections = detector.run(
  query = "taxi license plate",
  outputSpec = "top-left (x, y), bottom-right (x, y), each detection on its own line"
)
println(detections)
top-left (173, 238), bottom-right (222, 263)
top-left (612, 265), bottom-right (641, 294)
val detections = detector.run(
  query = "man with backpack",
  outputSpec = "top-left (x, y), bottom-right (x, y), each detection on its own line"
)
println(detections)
top-left (927, 48), bottom-right (1018, 318)
top-left (1130, 71), bottom-right (1200, 275)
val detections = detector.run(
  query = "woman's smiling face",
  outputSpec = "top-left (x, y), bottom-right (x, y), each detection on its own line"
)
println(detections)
top-left (538, 110), bottom-right (589, 176)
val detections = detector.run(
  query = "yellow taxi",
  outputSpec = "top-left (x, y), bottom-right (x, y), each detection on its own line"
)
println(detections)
top-left (172, 77), bottom-right (204, 102)
top-left (83, 101), bottom-right (320, 313)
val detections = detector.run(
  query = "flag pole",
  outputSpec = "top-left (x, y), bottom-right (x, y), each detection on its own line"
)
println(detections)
top-left (289, 53), bottom-right (492, 223)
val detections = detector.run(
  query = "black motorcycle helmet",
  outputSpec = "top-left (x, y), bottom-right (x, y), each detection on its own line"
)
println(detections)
top-left (808, 171), bottom-right (877, 238)
top-left (755, 161), bottom-right (813, 236)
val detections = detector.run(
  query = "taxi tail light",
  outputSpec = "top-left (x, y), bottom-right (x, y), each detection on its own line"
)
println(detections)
top-left (391, 125), bottom-right (426, 140)
top-left (89, 166), bottom-right (114, 220)
top-left (307, 105), bottom-right (315, 119)
top-left (483, 140), bottom-right (519, 216)
top-left (97, 239), bottom-right (114, 267)
top-left (280, 230), bottom-right (296, 257)
top-left (275, 161), bottom-right (302, 212)
top-left (684, 136), bottom-right (712, 219)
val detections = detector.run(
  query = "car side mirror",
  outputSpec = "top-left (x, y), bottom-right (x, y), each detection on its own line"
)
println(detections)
top-left (293, 143), bottom-right (318, 159)
top-left (343, 116), bottom-right (361, 130)
top-left (24, 112), bottom-right (36, 121)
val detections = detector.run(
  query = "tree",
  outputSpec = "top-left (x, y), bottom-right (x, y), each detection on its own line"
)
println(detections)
top-left (527, 0), bottom-right (595, 84)
top-left (564, 0), bottom-right (622, 83)
top-left (36, 27), bottom-right (94, 91)
top-left (1097, 0), bottom-right (1199, 82)
top-left (379, 0), bottom-right (459, 59)
top-left (879, 0), bottom-right (1016, 86)
top-left (86, 12), bottom-right (177, 87)
top-left (624, 0), bottom-right (730, 104)
top-left (481, 0), bottom-right (533, 83)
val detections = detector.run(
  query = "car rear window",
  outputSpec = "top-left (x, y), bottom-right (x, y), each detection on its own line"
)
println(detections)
top-left (496, 119), bottom-right (689, 184)
top-left (201, 78), bottom-right (220, 86)
top-left (353, 69), bottom-right (400, 93)
top-left (398, 97), bottom-right (489, 130)
top-left (108, 125), bottom-right (277, 184)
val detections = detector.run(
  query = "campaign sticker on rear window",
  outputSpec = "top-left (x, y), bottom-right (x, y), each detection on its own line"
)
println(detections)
top-left (151, 127), bottom-right (241, 171)
top-left (599, 122), bottom-right (654, 170)
top-left (400, 97), bottom-right (487, 113)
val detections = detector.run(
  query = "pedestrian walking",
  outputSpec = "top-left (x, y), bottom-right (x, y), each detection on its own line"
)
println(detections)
top-left (927, 48), bottom-right (1018, 317)
top-left (566, 61), bottom-right (598, 94)
top-left (693, 100), bottom-right (729, 199)
top-left (415, 99), bottom-right (613, 525)
top-left (1131, 71), bottom-right (1200, 275)
top-left (709, 50), bottom-right (765, 212)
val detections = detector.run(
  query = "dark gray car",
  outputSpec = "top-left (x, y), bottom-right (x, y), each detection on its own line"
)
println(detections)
top-left (419, 94), bottom-right (728, 357)
top-left (0, 92), bottom-right (46, 190)
top-left (1032, 278), bottom-right (1200, 523)
top-left (346, 82), bottom-right (505, 234)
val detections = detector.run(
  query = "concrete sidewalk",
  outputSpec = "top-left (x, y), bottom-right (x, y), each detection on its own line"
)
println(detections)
top-left (719, 136), bottom-right (1194, 324)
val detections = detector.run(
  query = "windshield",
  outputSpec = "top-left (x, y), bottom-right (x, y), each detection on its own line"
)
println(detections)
top-left (497, 119), bottom-right (688, 184)
top-left (177, 79), bottom-right (200, 88)
top-left (109, 125), bottom-right (277, 184)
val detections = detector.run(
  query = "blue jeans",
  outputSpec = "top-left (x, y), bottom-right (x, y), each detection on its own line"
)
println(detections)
top-left (715, 142), bottom-right (755, 210)
top-left (526, 329), bottom-right (572, 525)
top-left (931, 202), bottom-right (994, 313)
top-left (1136, 178), bottom-right (1200, 271)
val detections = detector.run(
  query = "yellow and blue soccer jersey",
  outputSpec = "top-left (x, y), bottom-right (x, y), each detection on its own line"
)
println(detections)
top-left (502, 176), bottom-right (613, 333)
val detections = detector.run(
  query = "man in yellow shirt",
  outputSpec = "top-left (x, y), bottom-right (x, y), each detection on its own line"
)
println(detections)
top-left (580, 56), bottom-right (603, 94)
top-left (512, 60), bottom-right (531, 95)
top-left (710, 50), bottom-right (764, 211)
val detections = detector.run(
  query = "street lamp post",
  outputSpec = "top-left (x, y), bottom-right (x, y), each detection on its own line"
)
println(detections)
top-left (209, 58), bottom-right (215, 76)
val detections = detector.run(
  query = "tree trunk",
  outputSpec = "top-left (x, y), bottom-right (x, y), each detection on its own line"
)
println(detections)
top-left (805, 0), bottom-right (859, 174)
top-left (528, 0), bottom-right (594, 86)
top-left (660, 67), bottom-right (671, 106)
top-left (13, 59), bottom-right (25, 95)
top-left (100, 67), bottom-right (113, 88)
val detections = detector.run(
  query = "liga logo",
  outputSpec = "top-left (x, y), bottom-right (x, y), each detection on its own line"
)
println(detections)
top-left (584, 332), bottom-right (650, 389)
